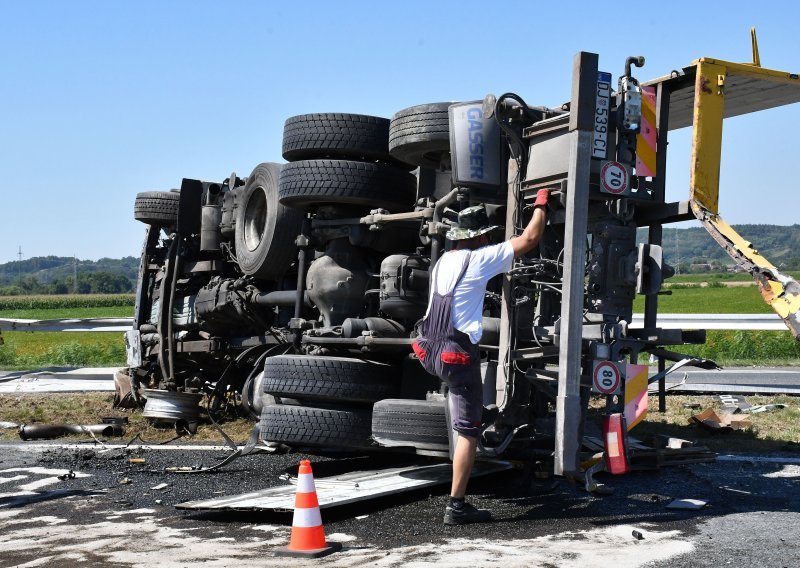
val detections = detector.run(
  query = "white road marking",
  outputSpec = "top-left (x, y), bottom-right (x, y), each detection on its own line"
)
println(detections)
top-left (0, 467), bottom-right (90, 499)
top-left (0, 475), bottom-right (28, 484)
top-left (763, 465), bottom-right (800, 478)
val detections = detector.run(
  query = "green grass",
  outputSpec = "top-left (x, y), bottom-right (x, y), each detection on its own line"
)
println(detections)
top-left (0, 331), bottom-right (126, 369)
top-left (633, 285), bottom-right (772, 314)
top-left (632, 286), bottom-right (798, 364)
top-left (673, 330), bottom-right (800, 366)
top-left (0, 393), bottom-right (256, 443)
top-left (0, 295), bottom-right (133, 369)
top-left (669, 271), bottom-right (800, 284)
top-left (0, 306), bottom-right (134, 319)
top-left (621, 395), bottom-right (800, 454)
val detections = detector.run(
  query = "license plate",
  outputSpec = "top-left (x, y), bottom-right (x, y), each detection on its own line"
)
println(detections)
top-left (592, 71), bottom-right (612, 159)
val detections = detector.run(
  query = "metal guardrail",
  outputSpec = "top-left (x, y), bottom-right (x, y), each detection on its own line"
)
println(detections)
top-left (629, 313), bottom-right (786, 331)
top-left (0, 314), bottom-right (788, 333)
top-left (0, 318), bottom-right (133, 332)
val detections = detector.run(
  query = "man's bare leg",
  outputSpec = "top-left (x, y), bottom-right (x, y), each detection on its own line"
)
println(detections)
top-left (451, 433), bottom-right (477, 498)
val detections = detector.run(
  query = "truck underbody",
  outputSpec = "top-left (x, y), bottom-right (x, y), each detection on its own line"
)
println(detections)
top-left (121, 42), bottom-right (800, 477)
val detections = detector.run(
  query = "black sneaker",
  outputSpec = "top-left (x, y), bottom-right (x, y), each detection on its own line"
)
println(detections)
top-left (443, 501), bottom-right (492, 525)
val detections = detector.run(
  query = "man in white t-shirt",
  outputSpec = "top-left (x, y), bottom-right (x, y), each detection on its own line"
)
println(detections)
top-left (412, 190), bottom-right (549, 525)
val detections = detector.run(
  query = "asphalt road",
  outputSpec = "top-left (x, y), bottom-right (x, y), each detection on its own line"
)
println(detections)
top-left (0, 443), bottom-right (799, 567)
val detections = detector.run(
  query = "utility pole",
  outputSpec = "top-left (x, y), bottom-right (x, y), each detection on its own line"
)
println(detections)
top-left (73, 256), bottom-right (78, 294)
top-left (17, 246), bottom-right (22, 282)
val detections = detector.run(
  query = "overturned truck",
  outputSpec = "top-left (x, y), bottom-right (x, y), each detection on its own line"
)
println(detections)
top-left (123, 43), bottom-right (800, 474)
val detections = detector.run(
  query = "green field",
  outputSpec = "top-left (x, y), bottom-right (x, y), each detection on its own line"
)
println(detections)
top-left (0, 331), bottom-right (126, 369)
top-left (632, 284), bottom-right (772, 314)
top-left (0, 294), bottom-right (132, 369)
top-left (0, 306), bottom-right (134, 320)
top-left (668, 271), bottom-right (800, 284)
top-left (0, 294), bottom-right (134, 325)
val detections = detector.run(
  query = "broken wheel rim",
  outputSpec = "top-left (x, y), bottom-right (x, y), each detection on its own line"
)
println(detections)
top-left (142, 389), bottom-right (203, 422)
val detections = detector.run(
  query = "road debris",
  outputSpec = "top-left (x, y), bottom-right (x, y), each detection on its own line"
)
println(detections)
top-left (718, 395), bottom-right (787, 414)
top-left (719, 394), bottom-right (751, 413)
top-left (129, 458), bottom-right (146, 464)
top-left (120, 477), bottom-right (132, 485)
top-left (18, 423), bottom-right (125, 440)
top-left (150, 483), bottom-right (170, 491)
top-left (689, 408), bottom-right (752, 431)
top-left (743, 403), bottom-right (786, 414)
top-left (649, 435), bottom-right (694, 450)
top-left (57, 470), bottom-right (76, 481)
top-left (0, 421), bottom-right (18, 429)
top-left (177, 461), bottom-right (513, 513)
top-left (165, 466), bottom-right (199, 473)
top-left (632, 529), bottom-right (644, 540)
top-left (666, 498), bottom-right (707, 510)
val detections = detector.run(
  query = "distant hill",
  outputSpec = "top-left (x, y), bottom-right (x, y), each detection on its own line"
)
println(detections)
top-left (0, 256), bottom-right (139, 294)
top-left (638, 224), bottom-right (800, 272)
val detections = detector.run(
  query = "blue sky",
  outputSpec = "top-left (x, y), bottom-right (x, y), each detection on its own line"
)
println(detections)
top-left (2, 1), bottom-right (799, 261)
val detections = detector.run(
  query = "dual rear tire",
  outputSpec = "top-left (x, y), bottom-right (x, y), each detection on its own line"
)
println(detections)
top-left (259, 355), bottom-right (402, 451)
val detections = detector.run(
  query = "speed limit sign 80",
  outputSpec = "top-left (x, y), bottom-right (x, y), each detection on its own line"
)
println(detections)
top-left (592, 360), bottom-right (622, 395)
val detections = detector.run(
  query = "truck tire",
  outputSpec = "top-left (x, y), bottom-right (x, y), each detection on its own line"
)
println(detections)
top-left (235, 163), bottom-right (305, 280)
top-left (389, 102), bottom-right (453, 169)
top-left (282, 113), bottom-right (392, 162)
top-left (262, 355), bottom-right (400, 404)
top-left (278, 159), bottom-right (416, 211)
top-left (371, 398), bottom-right (449, 451)
top-left (134, 191), bottom-right (181, 226)
top-left (259, 404), bottom-right (374, 450)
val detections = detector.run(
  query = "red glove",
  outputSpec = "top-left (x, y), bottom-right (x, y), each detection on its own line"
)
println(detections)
top-left (534, 188), bottom-right (549, 208)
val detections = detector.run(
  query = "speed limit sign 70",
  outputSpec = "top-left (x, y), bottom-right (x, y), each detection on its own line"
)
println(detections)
top-left (599, 161), bottom-right (629, 195)
top-left (592, 360), bottom-right (622, 395)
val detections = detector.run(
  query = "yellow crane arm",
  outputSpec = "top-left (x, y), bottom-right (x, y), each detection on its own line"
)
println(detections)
top-left (660, 54), bottom-right (800, 338)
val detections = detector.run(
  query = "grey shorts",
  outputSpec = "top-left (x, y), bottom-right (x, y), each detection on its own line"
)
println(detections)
top-left (445, 359), bottom-right (482, 439)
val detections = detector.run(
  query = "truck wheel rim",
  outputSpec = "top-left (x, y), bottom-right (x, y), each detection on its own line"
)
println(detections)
top-left (243, 186), bottom-right (268, 252)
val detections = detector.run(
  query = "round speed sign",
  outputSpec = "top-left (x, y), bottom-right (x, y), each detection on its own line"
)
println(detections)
top-left (600, 161), bottom-right (628, 194)
top-left (593, 361), bottom-right (621, 395)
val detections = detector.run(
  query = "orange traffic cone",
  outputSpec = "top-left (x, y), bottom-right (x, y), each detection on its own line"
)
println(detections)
top-left (275, 460), bottom-right (342, 558)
